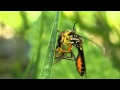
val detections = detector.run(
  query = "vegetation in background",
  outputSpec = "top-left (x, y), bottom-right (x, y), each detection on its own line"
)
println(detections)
top-left (0, 11), bottom-right (119, 79)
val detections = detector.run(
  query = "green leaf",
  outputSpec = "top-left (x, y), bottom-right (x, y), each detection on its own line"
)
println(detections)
top-left (40, 11), bottom-right (60, 79)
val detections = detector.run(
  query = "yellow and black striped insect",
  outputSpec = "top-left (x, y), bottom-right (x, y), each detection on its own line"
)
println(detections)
top-left (53, 30), bottom-right (75, 64)
top-left (54, 22), bottom-right (77, 64)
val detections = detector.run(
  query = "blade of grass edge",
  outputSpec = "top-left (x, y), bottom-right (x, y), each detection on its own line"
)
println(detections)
top-left (40, 11), bottom-right (60, 79)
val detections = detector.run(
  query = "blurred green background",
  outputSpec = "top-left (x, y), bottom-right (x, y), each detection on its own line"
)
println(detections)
top-left (0, 11), bottom-right (119, 79)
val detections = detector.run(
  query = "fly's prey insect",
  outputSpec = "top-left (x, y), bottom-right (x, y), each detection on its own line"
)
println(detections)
top-left (54, 21), bottom-right (101, 76)
top-left (54, 22), bottom-right (77, 64)
top-left (53, 30), bottom-right (76, 64)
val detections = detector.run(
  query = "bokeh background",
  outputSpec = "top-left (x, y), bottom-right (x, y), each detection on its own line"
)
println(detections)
top-left (0, 11), bottom-right (119, 79)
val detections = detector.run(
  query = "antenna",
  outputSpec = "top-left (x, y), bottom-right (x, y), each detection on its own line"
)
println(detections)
top-left (80, 35), bottom-right (104, 52)
top-left (82, 36), bottom-right (100, 48)
top-left (72, 21), bottom-right (104, 53)
top-left (73, 21), bottom-right (77, 32)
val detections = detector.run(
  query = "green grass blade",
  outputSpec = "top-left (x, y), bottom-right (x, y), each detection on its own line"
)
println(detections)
top-left (19, 11), bottom-right (29, 36)
top-left (21, 12), bottom-right (44, 79)
top-left (40, 11), bottom-right (60, 79)
top-left (21, 54), bottom-right (35, 79)
top-left (32, 11), bottom-right (44, 78)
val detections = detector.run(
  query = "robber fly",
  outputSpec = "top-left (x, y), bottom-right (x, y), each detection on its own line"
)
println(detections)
top-left (54, 21), bottom-right (87, 76)
top-left (69, 24), bottom-right (101, 76)
top-left (54, 21), bottom-right (101, 76)
top-left (69, 34), bottom-right (86, 76)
